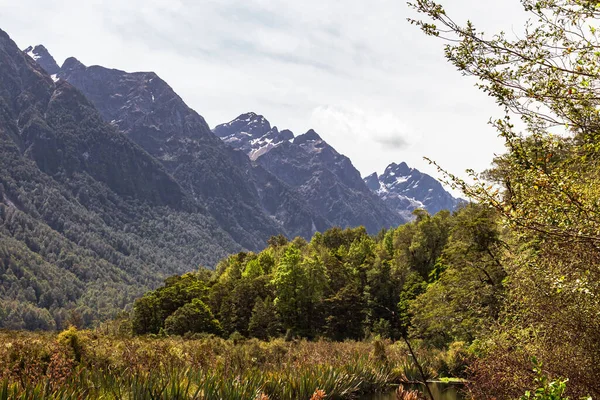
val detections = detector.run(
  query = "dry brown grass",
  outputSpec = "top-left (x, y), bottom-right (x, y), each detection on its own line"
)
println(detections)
top-left (0, 329), bottom-right (412, 399)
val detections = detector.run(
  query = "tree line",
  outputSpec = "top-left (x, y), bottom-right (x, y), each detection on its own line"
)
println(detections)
top-left (132, 204), bottom-right (504, 347)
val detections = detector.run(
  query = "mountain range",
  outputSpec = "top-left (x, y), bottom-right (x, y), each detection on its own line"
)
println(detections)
top-left (364, 162), bottom-right (461, 220)
top-left (0, 35), bottom-right (459, 330)
top-left (214, 113), bottom-right (402, 233)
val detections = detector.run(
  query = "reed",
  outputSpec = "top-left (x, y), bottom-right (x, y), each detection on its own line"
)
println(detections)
top-left (0, 330), bottom-right (419, 399)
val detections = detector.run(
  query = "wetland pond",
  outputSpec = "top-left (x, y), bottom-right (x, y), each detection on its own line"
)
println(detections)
top-left (367, 381), bottom-right (464, 400)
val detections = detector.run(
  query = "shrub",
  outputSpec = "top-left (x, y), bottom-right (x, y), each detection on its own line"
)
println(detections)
top-left (437, 341), bottom-right (472, 378)
top-left (56, 326), bottom-right (86, 362)
top-left (520, 358), bottom-right (590, 400)
top-left (164, 299), bottom-right (222, 336)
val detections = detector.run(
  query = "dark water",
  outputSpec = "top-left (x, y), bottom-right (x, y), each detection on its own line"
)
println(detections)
top-left (366, 382), bottom-right (464, 400)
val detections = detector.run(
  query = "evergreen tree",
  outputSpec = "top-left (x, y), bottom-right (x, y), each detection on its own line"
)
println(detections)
top-left (248, 297), bottom-right (281, 340)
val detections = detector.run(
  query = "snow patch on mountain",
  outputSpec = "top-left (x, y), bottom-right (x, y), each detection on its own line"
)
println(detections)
top-left (26, 47), bottom-right (40, 60)
top-left (365, 162), bottom-right (461, 219)
top-left (214, 114), bottom-right (295, 160)
top-left (214, 112), bottom-right (406, 232)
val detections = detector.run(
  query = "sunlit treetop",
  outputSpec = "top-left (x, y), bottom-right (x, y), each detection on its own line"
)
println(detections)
top-left (410, 0), bottom-right (600, 245)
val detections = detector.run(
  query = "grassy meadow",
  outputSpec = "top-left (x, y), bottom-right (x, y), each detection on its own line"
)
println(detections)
top-left (0, 328), bottom-right (462, 399)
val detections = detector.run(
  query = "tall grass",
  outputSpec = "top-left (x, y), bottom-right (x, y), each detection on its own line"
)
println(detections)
top-left (0, 330), bottom-right (421, 399)
top-left (0, 364), bottom-right (395, 399)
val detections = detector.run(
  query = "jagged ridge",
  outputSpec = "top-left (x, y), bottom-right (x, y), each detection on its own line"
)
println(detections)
top-left (365, 162), bottom-right (461, 219)
top-left (214, 114), bottom-right (405, 233)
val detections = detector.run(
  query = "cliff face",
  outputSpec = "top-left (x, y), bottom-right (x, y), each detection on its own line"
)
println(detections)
top-left (215, 114), bottom-right (406, 232)
top-left (56, 56), bottom-right (292, 250)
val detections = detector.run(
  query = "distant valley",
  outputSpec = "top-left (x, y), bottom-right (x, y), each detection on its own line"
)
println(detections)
top-left (0, 35), bottom-right (459, 330)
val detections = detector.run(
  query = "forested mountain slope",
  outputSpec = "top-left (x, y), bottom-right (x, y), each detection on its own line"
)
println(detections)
top-left (0, 31), bottom-right (461, 330)
top-left (0, 28), bottom-right (241, 329)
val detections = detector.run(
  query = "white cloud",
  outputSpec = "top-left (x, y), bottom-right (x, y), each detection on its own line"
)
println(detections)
top-left (0, 0), bottom-right (527, 193)
top-left (311, 105), bottom-right (415, 149)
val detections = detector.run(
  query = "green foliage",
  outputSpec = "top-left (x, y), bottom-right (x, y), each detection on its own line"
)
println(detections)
top-left (242, 258), bottom-right (263, 279)
top-left (520, 358), bottom-right (570, 400)
top-left (56, 326), bottom-right (86, 362)
top-left (132, 273), bottom-right (212, 335)
top-left (248, 297), bottom-right (281, 340)
top-left (434, 341), bottom-right (472, 379)
top-left (397, 271), bottom-right (427, 334)
top-left (164, 299), bottom-right (222, 336)
top-left (129, 208), bottom-right (503, 347)
top-left (409, 205), bottom-right (505, 347)
top-left (272, 246), bottom-right (307, 333)
top-left (410, 0), bottom-right (600, 397)
top-left (272, 246), bottom-right (325, 338)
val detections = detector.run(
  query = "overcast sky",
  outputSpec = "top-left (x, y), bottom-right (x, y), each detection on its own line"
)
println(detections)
top-left (0, 0), bottom-right (528, 191)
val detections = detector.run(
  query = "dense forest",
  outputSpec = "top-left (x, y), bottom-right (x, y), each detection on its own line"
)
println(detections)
top-left (130, 205), bottom-right (501, 349)
top-left (0, 27), bottom-right (242, 332)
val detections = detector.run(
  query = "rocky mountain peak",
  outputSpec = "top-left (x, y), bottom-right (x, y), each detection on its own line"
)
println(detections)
top-left (215, 113), bottom-right (405, 232)
top-left (215, 114), bottom-right (296, 161)
top-left (363, 172), bottom-right (380, 191)
top-left (294, 129), bottom-right (322, 145)
top-left (384, 162), bottom-right (411, 178)
top-left (61, 56), bottom-right (86, 72)
top-left (279, 129), bottom-right (294, 141)
top-left (54, 63), bottom-right (300, 250)
top-left (24, 44), bottom-right (60, 75)
top-left (365, 161), bottom-right (460, 219)
top-left (56, 58), bottom-right (220, 148)
top-left (213, 112), bottom-right (271, 138)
